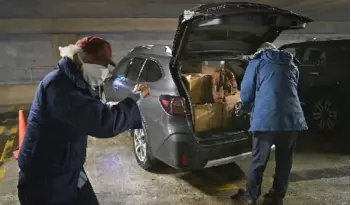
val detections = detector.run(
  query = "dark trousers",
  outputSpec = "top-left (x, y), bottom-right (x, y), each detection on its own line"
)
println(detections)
top-left (246, 131), bottom-right (297, 200)
top-left (18, 179), bottom-right (99, 205)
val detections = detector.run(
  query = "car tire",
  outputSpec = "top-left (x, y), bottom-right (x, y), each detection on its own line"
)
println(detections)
top-left (307, 94), bottom-right (340, 132)
top-left (132, 127), bottom-right (158, 171)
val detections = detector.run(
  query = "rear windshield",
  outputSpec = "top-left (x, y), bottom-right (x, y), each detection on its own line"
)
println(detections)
top-left (186, 15), bottom-right (275, 53)
top-left (181, 60), bottom-right (247, 87)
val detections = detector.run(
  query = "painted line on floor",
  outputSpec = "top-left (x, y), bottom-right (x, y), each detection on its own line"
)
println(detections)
top-left (213, 178), bottom-right (274, 192)
top-left (0, 126), bottom-right (5, 136)
top-left (0, 167), bottom-right (6, 181)
top-left (0, 124), bottom-right (18, 181)
top-left (0, 137), bottom-right (15, 181)
top-left (215, 183), bottom-right (240, 192)
top-left (9, 125), bottom-right (18, 135)
top-left (0, 137), bottom-right (15, 163)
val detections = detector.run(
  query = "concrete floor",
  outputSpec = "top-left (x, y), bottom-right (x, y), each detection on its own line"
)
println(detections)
top-left (0, 125), bottom-right (349, 205)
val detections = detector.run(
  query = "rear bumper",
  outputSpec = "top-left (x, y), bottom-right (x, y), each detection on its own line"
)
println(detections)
top-left (204, 145), bottom-right (276, 168)
top-left (154, 132), bottom-right (252, 170)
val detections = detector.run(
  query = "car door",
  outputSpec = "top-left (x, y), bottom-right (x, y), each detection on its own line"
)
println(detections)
top-left (298, 45), bottom-right (327, 88)
top-left (325, 43), bottom-right (349, 87)
top-left (104, 57), bottom-right (147, 102)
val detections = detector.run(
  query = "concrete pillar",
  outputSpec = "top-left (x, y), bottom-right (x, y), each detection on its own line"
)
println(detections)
top-left (51, 34), bottom-right (78, 63)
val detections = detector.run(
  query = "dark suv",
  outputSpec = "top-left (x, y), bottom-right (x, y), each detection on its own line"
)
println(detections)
top-left (104, 2), bottom-right (312, 171)
top-left (280, 38), bottom-right (350, 132)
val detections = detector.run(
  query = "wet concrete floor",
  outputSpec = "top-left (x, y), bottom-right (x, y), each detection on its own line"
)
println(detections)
top-left (0, 112), bottom-right (349, 205)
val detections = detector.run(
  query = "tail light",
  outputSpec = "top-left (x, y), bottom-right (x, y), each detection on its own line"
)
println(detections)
top-left (159, 95), bottom-right (186, 116)
top-left (181, 154), bottom-right (189, 166)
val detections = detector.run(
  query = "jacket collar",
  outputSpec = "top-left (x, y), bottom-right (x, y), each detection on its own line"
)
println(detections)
top-left (56, 57), bottom-right (99, 98)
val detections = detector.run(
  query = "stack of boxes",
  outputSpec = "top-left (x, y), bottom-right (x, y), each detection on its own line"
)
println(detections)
top-left (183, 63), bottom-right (241, 133)
top-left (183, 74), bottom-right (223, 132)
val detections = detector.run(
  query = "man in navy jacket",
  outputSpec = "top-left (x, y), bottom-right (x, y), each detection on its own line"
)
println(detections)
top-left (232, 42), bottom-right (308, 205)
top-left (17, 36), bottom-right (148, 205)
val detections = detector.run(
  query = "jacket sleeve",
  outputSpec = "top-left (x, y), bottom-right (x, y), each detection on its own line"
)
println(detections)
top-left (240, 60), bottom-right (259, 107)
top-left (46, 83), bottom-right (142, 138)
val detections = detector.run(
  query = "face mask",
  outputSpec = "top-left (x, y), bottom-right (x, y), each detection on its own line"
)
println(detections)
top-left (82, 64), bottom-right (111, 87)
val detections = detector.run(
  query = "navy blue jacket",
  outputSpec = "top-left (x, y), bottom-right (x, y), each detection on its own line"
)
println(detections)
top-left (18, 57), bottom-right (142, 203)
top-left (240, 49), bottom-right (308, 132)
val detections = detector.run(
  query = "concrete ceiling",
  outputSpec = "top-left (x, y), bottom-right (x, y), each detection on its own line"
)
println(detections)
top-left (0, 0), bottom-right (349, 21)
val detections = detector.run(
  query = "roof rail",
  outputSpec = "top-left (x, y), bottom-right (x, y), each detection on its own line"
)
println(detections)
top-left (129, 44), bottom-right (173, 56)
top-left (306, 36), bottom-right (349, 42)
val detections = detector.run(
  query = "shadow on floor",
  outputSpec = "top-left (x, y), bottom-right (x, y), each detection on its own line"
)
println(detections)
top-left (176, 163), bottom-right (246, 195)
top-left (295, 131), bottom-right (349, 154)
top-left (150, 131), bottom-right (349, 195)
top-left (176, 162), bottom-right (350, 196)
top-left (289, 165), bottom-right (350, 182)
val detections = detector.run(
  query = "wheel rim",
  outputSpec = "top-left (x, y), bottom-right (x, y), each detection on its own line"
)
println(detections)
top-left (133, 129), bottom-right (147, 162)
top-left (312, 99), bottom-right (338, 130)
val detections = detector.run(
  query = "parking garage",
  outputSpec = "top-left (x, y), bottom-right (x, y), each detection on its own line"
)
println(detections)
top-left (0, 1), bottom-right (349, 205)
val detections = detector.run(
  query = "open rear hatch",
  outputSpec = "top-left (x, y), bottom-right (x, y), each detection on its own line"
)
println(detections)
top-left (171, 2), bottom-right (313, 60)
top-left (170, 2), bottom-right (313, 143)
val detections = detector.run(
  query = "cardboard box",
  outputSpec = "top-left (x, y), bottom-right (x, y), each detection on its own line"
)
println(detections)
top-left (194, 103), bottom-right (223, 132)
top-left (202, 66), bottom-right (217, 75)
top-left (223, 93), bottom-right (241, 128)
top-left (184, 74), bottom-right (212, 104)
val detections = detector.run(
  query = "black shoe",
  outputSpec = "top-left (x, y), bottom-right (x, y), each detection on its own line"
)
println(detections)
top-left (262, 191), bottom-right (283, 205)
top-left (231, 189), bottom-right (256, 205)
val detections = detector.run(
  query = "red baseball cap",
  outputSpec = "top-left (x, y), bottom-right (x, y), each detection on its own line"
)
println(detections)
top-left (75, 36), bottom-right (116, 66)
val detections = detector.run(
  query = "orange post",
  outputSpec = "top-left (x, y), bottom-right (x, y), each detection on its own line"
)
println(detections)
top-left (13, 110), bottom-right (27, 159)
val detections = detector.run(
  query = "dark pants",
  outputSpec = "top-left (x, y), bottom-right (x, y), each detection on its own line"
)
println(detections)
top-left (246, 131), bottom-right (297, 200)
top-left (18, 179), bottom-right (99, 205)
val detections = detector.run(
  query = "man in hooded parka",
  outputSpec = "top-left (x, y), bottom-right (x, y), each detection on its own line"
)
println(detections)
top-left (232, 42), bottom-right (308, 205)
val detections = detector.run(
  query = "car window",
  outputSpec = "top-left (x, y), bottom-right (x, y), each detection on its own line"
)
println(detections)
top-left (113, 58), bottom-right (131, 76)
top-left (143, 60), bottom-right (163, 82)
top-left (126, 57), bottom-right (146, 82)
top-left (300, 47), bottom-right (326, 67)
top-left (327, 44), bottom-right (349, 67)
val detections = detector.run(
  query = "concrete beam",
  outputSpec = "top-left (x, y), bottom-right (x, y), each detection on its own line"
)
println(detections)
top-left (0, 18), bottom-right (178, 34)
top-left (0, 83), bottom-right (37, 105)
top-left (0, 18), bottom-right (348, 34)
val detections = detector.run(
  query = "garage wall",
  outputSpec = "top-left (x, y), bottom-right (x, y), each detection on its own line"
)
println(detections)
top-left (78, 32), bottom-right (174, 62)
top-left (0, 31), bottom-right (347, 84)
top-left (0, 32), bottom-right (174, 84)
top-left (0, 34), bottom-right (53, 84)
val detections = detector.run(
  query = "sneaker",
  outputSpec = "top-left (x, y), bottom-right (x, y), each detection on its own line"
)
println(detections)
top-left (231, 189), bottom-right (257, 205)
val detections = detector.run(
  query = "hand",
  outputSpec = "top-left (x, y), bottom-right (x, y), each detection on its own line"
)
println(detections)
top-left (133, 83), bottom-right (150, 97)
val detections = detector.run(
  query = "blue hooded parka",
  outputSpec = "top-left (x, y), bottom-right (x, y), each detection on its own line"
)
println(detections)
top-left (240, 49), bottom-right (308, 132)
